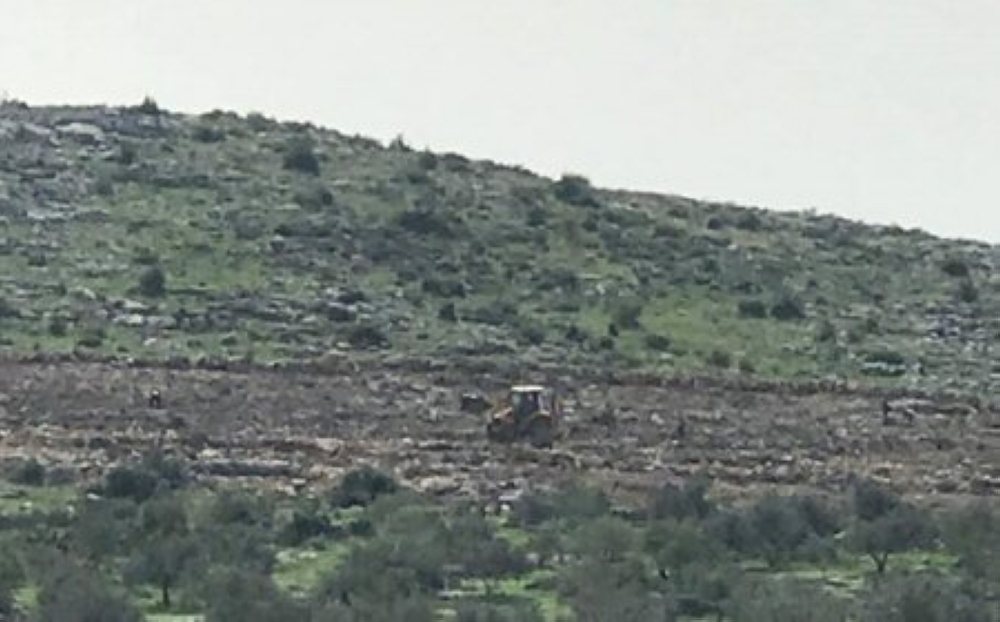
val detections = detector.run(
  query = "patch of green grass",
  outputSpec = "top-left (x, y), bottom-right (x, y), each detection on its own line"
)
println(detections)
top-left (580, 289), bottom-right (817, 375)
top-left (499, 572), bottom-right (569, 622)
top-left (133, 585), bottom-right (202, 621)
top-left (14, 585), bottom-right (38, 610)
top-left (360, 266), bottom-right (399, 292)
top-left (273, 541), bottom-right (350, 595)
top-left (0, 483), bottom-right (77, 516)
top-left (767, 549), bottom-right (962, 599)
top-left (455, 570), bottom-right (569, 622)
top-left (493, 521), bottom-right (532, 550)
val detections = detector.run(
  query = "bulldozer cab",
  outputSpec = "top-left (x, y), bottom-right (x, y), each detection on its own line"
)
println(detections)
top-left (509, 386), bottom-right (551, 419)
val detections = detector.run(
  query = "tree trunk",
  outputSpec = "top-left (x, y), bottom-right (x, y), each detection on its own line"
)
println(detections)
top-left (484, 578), bottom-right (495, 599)
top-left (870, 552), bottom-right (888, 574)
top-left (161, 580), bottom-right (171, 609)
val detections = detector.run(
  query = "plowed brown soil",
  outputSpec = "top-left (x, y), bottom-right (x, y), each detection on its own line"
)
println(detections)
top-left (1, 360), bottom-right (997, 505)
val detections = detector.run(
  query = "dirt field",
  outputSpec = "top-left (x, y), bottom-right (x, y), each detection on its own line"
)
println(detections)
top-left (0, 360), bottom-right (997, 506)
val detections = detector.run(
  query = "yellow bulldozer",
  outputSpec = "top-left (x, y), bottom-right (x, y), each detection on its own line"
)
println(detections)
top-left (484, 385), bottom-right (560, 448)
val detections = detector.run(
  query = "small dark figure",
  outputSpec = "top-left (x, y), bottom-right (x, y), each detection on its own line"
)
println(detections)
top-left (596, 405), bottom-right (616, 428)
top-left (673, 416), bottom-right (687, 440)
top-left (148, 388), bottom-right (163, 409)
top-left (881, 399), bottom-right (892, 425)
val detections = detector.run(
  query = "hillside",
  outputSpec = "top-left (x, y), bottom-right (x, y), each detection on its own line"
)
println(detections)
top-left (1, 98), bottom-right (998, 393)
top-left (1, 99), bottom-right (999, 622)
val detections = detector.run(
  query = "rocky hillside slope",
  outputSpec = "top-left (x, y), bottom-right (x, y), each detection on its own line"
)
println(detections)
top-left (0, 99), bottom-right (997, 393)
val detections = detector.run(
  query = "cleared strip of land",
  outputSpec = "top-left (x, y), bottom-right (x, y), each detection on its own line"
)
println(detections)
top-left (0, 361), bottom-right (996, 505)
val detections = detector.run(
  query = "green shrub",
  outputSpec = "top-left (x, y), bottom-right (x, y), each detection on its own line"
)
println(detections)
top-left (47, 316), bottom-right (68, 337)
top-left (859, 572), bottom-right (995, 622)
top-left (102, 467), bottom-right (159, 503)
top-left (553, 174), bottom-right (599, 207)
top-left (421, 277), bottom-right (466, 298)
top-left (0, 298), bottom-right (17, 319)
top-left (864, 349), bottom-right (906, 367)
top-left (133, 246), bottom-right (159, 266)
top-left (644, 333), bottom-right (672, 352)
top-left (116, 141), bottom-right (138, 166)
top-left (279, 509), bottom-right (335, 547)
top-left (101, 453), bottom-right (188, 503)
top-left (941, 256), bottom-right (970, 278)
top-left (416, 150), bottom-right (438, 170)
top-left (738, 299), bottom-right (768, 319)
top-left (770, 294), bottom-right (806, 321)
top-left (282, 137), bottom-right (320, 175)
top-left (743, 495), bottom-right (815, 568)
top-left (317, 524), bottom-right (444, 617)
top-left (343, 322), bottom-right (390, 350)
top-left (726, 576), bottom-right (851, 622)
top-left (517, 323), bottom-right (547, 346)
top-left (208, 489), bottom-right (275, 528)
top-left (647, 478), bottom-right (714, 522)
top-left (611, 299), bottom-right (643, 330)
top-left (707, 349), bottom-right (732, 369)
top-left (816, 319), bottom-right (837, 343)
top-left (734, 211), bottom-right (763, 231)
top-left (512, 481), bottom-right (610, 527)
top-left (464, 300), bottom-right (520, 327)
top-left (331, 466), bottom-right (399, 508)
top-left (526, 205), bottom-right (549, 227)
top-left (569, 516), bottom-right (639, 562)
top-left (246, 112), bottom-right (272, 132)
top-left (0, 574), bottom-right (13, 617)
top-left (942, 499), bottom-right (1000, 581)
top-left (564, 324), bottom-right (588, 344)
top-left (396, 209), bottom-right (456, 237)
top-left (957, 278), bottom-right (979, 303)
top-left (76, 325), bottom-right (106, 349)
top-left (10, 458), bottom-right (45, 486)
top-left (135, 96), bottom-right (161, 115)
top-left (192, 123), bottom-right (225, 143)
top-left (293, 182), bottom-right (334, 210)
top-left (139, 265), bottom-right (167, 297)
top-left (536, 266), bottom-right (580, 293)
top-left (559, 555), bottom-right (668, 622)
top-left (203, 567), bottom-right (309, 622)
top-left (453, 598), bottom-right (545, 622)
top-left (35, 562), bottom-right (142, 622)
top-left (848, 479), bottom-right (937, 573)
top-left (438, 302), bottom-right (457, 322)
top-left (646, 520), bottom-right (705, 570)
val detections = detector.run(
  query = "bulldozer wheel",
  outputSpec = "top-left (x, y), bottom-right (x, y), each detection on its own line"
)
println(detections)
top-left (487, 418), bottom-right (516, 443)
top-left (526, 417), bottom-right (554, 449)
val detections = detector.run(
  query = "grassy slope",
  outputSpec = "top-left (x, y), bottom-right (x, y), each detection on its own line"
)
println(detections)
top-left (0, 101), bottom-right (997, 394)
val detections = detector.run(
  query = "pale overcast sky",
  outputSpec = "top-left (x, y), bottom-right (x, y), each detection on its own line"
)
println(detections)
top-left (2, 1), bottom-right (998, 243)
